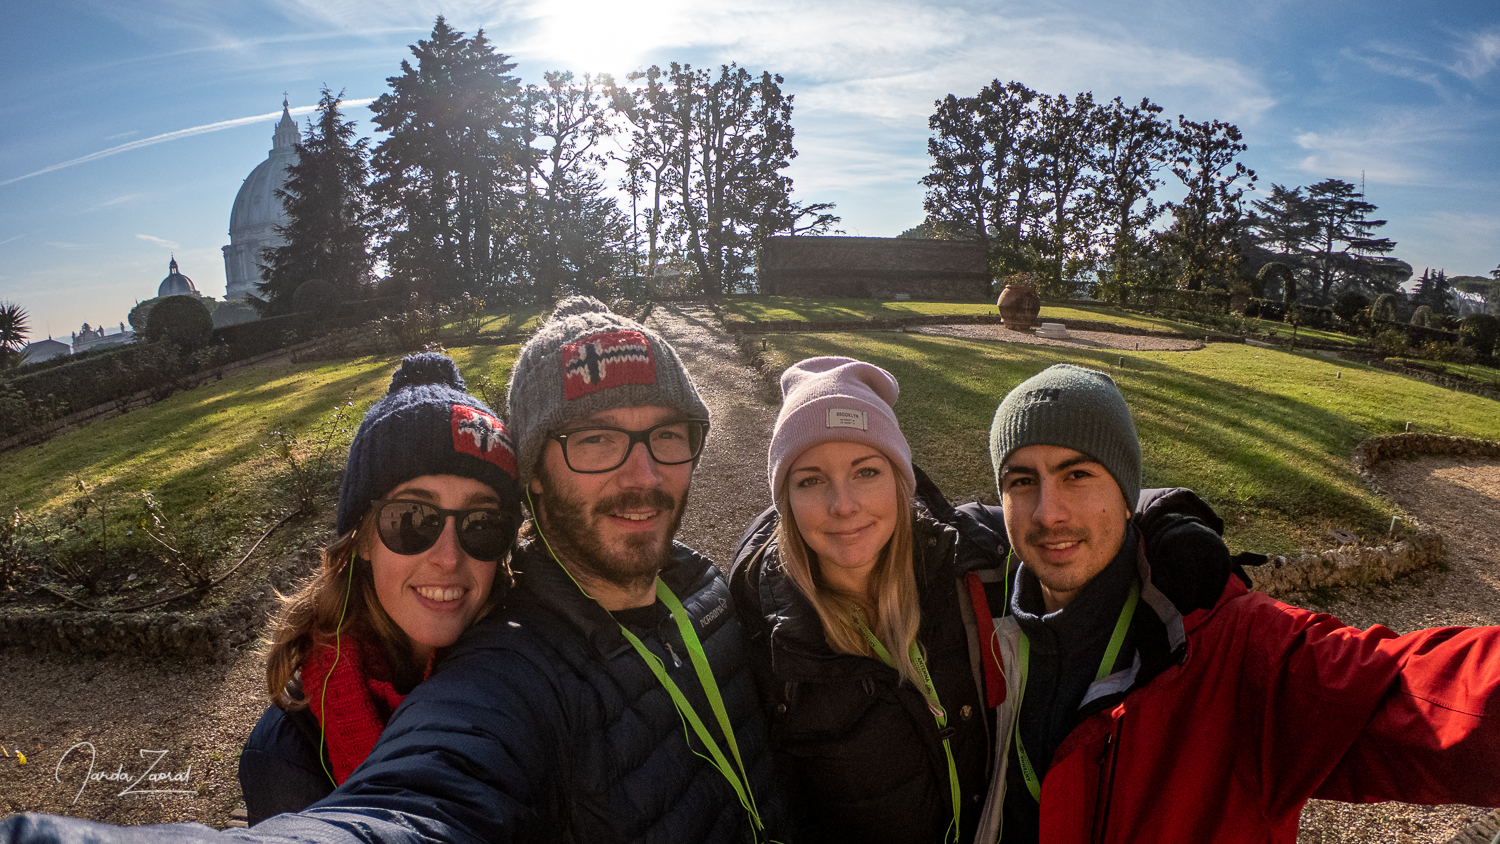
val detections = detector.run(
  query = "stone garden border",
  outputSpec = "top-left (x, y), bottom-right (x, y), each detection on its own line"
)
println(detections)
top-left (1247, 434), bottom-right (1500, 598)
top-left (721, 312), bottom-right (1224, 340)
top-left (0, 551), bottom-right (317, 663)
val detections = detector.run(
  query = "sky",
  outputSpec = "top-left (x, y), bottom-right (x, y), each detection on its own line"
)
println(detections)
top-left (2, 0), bottom-right (1497, 342)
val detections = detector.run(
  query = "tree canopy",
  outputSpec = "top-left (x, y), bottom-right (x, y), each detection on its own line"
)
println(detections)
top-left (259, 88), bottom-right (375, 315)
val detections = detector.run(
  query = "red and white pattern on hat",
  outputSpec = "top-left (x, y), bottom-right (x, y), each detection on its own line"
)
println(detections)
top-left (451, 405), bottom-right (517, 477)
top-left (560, 330), bottom-right (657, 400)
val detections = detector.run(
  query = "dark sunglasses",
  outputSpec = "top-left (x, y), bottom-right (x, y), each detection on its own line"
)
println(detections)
top-left (371, 499), bottom-right (518, 562)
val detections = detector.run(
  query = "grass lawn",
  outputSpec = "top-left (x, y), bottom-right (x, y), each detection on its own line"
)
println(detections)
top-left (1387, 357), bottom-right (1500, 388)
top-left (1242, 318), bottom-right (1362, 348)
top-left (721, 295), bottom-right (1227, 336)
top-left (437, 305), bottom-right (548, 340)
top-left (0, 346), bottom-right (521, 543)
top-left (761, 332), bottom-right (1500, 555)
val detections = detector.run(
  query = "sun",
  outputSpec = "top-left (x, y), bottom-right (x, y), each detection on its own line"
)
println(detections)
top-left (530, 0), bottom-right (688, 77)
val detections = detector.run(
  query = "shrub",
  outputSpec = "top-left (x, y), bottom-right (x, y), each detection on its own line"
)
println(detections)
top-left (145, 295), bottom-right (214, 352)
top-left (1333, 292), bottom-right (1370, 329)
top-left (1415, 341), bottom-right (1477, 364)
top-left (1411, 305), bottom-right (1433, 328)
top-left (211, 299), bottom-right (259, 328)
top-left (451, 293), bottom-right (488, 342)
top-left (1459, 314), bottom-right (1499, 358)
top-left (1371, 293), bottom-right (1398, 323)
top-left (292, 279), bottom-right (340, 314)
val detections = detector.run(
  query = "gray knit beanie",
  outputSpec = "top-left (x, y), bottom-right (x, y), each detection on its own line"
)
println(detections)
top-left (506, 296), bottom-right (709, 485)
top-left (989, 364), bottom-right (1141, 511)
top-left (768, 357), bottom-right (916, 506)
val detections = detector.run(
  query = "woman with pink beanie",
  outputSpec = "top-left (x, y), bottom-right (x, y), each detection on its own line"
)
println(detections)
top-left (728, 356), bottom-right (1230, 844)
top-left (729, 356), bottom-right (1006, 844)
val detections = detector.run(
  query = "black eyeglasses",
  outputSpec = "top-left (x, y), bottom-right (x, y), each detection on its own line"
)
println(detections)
top-left (550, 419), bottom-right (710, 474)
top-left (371, 500), bottom-right (519, 562)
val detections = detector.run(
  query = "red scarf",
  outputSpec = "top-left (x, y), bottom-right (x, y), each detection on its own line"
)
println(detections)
top-left (302, 637), bottom-right (434, 784)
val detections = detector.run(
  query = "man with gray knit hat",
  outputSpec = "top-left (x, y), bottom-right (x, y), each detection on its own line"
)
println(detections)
top-left (0, 298), bottom-right (786, 844)
top-left (978, 363), bottom-right (1500, 843)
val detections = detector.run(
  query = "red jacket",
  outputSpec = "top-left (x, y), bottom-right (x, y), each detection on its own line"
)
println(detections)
top-left (1036, 576), bottom-right (1500, 843)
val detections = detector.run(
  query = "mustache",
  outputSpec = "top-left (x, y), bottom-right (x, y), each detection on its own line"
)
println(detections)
top-left (1025, 528), bottom-right (1089, 547)
top-left (592, 489), bottom-right (678, 517)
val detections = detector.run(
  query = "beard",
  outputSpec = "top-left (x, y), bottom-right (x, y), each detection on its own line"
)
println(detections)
top-left (534, 479), bottom-right (688, 594)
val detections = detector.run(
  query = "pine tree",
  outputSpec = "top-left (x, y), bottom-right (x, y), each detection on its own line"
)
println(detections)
top-left (257, 88), bottom-right (374, 315)
top-left (1412, 268), bottom-right (1454, 315)
top-left (369, 18), bottom-right (524, 301)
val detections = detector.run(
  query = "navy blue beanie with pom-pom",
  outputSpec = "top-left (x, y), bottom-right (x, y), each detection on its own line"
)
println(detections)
top-left (336, 353), bottom-right (521, 536)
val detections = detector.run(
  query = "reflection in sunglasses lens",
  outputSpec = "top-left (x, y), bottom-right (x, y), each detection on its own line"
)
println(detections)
top-left (375, 501), bottom-right (513, 561)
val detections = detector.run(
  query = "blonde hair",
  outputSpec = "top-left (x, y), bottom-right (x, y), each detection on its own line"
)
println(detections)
top-left (775, 468), bottom-right (924, 690)
top-left (263, 509), bottom-right (511, 708)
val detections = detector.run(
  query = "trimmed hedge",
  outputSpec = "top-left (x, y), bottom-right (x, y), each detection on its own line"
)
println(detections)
top-left (0, 295), bottom-right (410, 443)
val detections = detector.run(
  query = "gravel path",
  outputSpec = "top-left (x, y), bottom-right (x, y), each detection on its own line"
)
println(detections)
top-left (1297, 456), bottom-right (1500, 844)
top-left (913, 323), bottom-right (1203, 351)
top-left (646, 303), bottom-right (779, 571)
top-left (1, 308), bottom-right (1495, 841)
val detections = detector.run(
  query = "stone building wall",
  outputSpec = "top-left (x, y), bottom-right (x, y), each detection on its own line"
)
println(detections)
top-left (759, 236), bottom-right (991, 299)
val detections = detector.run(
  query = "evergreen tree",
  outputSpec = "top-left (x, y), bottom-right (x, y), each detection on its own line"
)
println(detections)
top-left (1303, 178), bottom-right (1398, 301)
top-left (1093, 96), bottom-right (1170, 295)
top-left (370, 17), bottom-right (524, 301)
top-left (1029, 92), bottom-right (1103, 296)
top-left (1412, 268), bottom-right (1455, 315)
top-left (258, 88), bottom-right (375, 315)
top-left (921, 80), bottom-right (1042, 271)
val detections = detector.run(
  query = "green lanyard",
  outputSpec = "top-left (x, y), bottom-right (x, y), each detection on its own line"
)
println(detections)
top-left (1012, 578), bottom-right (1140, 803)
top-left (528, 499), bottom-right (772, 841)
top-left (616, 579), bottom-right (770, 841)
top-left (858, 623), bottom-right (963, 844)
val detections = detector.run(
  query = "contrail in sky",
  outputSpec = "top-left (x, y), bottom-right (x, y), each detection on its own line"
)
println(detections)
top-left (0, 98), bottom-right (375, 188)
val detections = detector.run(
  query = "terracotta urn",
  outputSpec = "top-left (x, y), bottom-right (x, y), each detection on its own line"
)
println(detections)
top-left (997, 276), bottom-right (1041, 332)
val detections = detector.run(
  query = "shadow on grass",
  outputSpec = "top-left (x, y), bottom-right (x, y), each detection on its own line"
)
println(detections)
top-left (765, 332), bottom-right (1500, 553)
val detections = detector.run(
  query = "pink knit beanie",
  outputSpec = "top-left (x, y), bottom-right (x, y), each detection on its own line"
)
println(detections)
top-left (768, 356), bottom-right (916, 505)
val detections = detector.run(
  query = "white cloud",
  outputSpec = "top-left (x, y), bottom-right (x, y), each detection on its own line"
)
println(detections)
top-left (103, 130), bottom-right (140, 142)
top-left (87, 194), bottom-right (140, 212)
top-left (1452, 28), bottom-right (1500, 81)
top-left (0, 235), bottom-right (24, 247)
top-left (136, 234), bottom-right (180, 249)
top-left (47, 242), bottom-right (88, 251)
top-left (1292, 108), bottom-right (1473, 187)
top-left (0, 99), bottom-right (373, 188)
top-left (1396, 211), bottom-right (1500, 278)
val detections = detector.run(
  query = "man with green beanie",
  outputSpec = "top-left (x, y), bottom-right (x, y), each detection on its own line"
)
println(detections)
top-left (976, 363), bottom-right (1500, 843)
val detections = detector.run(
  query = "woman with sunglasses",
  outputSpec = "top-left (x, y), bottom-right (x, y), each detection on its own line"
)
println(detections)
top-left (238, 353), bottom-right (522, 825)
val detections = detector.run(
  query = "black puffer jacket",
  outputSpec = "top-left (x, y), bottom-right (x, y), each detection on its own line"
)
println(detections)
top-left (1, 539), bottom-right (787, 844)
top-left (730, 468), bottom-right (1008, 844)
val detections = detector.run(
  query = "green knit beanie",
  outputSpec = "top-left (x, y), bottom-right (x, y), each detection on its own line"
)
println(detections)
top-left (989, 364), bottom-right (1141, 511)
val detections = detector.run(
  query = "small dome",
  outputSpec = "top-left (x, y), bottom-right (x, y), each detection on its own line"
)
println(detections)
top-left (159, 257), bottom-right (198, 297)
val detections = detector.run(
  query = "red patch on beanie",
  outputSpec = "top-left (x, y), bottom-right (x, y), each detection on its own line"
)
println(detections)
top-left (560, 330), bottom-right (657, 400)
top-left (451, 405), bottom-right (517, 477)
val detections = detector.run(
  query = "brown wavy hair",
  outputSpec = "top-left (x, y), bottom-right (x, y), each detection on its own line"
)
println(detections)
top-left (263, 509), bottom-right (511, 708)
top-left (775, 468), bottom-right (923, 690)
